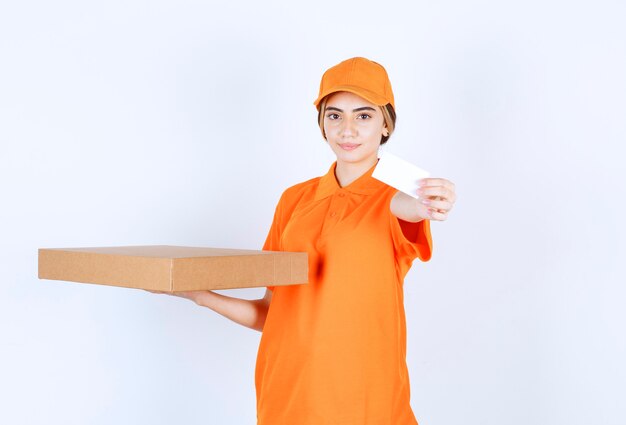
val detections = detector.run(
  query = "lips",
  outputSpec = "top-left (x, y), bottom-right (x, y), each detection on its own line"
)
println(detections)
top-left (339, 143), bottom-right (360, 151)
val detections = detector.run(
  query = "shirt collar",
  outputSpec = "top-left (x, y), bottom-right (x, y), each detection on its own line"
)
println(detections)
top-left (314, 161), bottom-right (385, 201)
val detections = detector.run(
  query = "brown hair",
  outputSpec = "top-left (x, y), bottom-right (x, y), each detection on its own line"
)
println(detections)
top-left (317, 97), bottom-right (396, 145)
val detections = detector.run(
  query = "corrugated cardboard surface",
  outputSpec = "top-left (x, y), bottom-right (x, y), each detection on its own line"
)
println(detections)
top-left (38, 246), bottom-right (308, 291)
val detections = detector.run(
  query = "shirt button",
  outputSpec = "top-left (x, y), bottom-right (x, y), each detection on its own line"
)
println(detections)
top-left (338, 193), bottom-right (346, 198)
top-left (330, 212), bottom-right (337, 217)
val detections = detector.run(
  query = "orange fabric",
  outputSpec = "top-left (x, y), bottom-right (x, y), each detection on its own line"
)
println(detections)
top-left (313, 57), bottom-right (395, 110)
top-left (255, 162), bottom-right (432, 425)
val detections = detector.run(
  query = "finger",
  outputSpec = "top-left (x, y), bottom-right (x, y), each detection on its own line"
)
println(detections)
top-left (419, 177), bottom-right (454, 188)
top-left (428, 208), bottom-right (448, 221)
top-left (435, 192), bottom-right (456, 205)
top-left (420, 198), bottom-right (454, 211)
top-left (441, 179), bottom-right (455, 192)
top-left (417, 186), bottom-right (452, 199)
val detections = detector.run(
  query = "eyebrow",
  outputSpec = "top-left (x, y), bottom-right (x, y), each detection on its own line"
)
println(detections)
top-left (325, 106), bottom-right (377, 113)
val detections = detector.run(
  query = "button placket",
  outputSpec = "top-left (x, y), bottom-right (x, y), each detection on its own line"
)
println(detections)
top-left (320, 190), bottom-right (348, 238)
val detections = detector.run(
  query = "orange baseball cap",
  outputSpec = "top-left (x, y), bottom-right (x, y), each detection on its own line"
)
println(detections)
top-left (313, 57), bottom-right (395, 110)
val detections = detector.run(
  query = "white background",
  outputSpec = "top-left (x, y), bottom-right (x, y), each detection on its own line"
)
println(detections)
top-left (1, 1), bottom-right (624, 424)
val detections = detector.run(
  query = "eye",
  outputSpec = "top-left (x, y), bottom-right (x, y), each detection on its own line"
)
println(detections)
top-left (326, 113), bottom-right (340, 120)
top-left (357, 113), bottom-right (371, 120)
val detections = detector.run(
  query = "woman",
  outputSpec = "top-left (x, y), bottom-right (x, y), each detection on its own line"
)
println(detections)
top-left (155, 57), bottom-right (456, 424)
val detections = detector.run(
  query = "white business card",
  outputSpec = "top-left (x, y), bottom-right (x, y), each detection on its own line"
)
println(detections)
top-left (372, 151), bottom-right (430, 199)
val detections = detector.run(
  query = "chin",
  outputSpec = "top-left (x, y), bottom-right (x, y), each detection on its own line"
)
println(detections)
top-left (334, 151), bottom-right (378, 165)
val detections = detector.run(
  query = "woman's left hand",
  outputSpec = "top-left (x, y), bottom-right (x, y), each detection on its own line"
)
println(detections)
top-left (416, 178), bottom-right (456, 221)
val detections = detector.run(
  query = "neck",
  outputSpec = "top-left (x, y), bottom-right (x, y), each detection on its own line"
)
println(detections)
top-left (334, 155), bottom-right (379, 187)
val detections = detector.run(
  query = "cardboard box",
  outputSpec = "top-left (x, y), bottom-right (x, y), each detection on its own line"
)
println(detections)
top-left (38, 245), bottom-right (308, 291)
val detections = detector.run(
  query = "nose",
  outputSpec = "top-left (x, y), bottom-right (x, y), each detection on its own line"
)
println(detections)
top-left (339, 119), bottom-right (356, 138)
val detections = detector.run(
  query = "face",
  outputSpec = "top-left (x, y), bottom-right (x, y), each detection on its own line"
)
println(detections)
top-left (323, 91), bottom-right (388, 168)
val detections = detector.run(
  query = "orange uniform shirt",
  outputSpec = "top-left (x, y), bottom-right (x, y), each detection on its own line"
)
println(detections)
top-left (255, 161), bottom-right (433, 425)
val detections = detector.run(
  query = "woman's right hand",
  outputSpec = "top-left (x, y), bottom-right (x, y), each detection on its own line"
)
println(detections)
top-left (144, 288), bottom-right (272, 332)
top-left (144, 289), bottom-right (215, 305)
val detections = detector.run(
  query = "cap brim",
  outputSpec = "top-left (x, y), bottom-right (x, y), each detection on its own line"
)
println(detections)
top-left (313, 85), bottom-right (391, 110)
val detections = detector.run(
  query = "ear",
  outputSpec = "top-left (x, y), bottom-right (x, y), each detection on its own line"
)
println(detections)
top-left (382, 126), bottom-right (389, 137)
